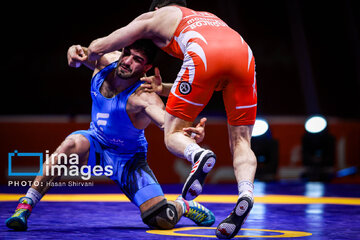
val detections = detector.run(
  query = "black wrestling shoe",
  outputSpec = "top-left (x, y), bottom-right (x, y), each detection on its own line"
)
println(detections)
top-left (215, 195), bottom-right (253, 239)
top-left (181, 150), bottom-right (216, 200)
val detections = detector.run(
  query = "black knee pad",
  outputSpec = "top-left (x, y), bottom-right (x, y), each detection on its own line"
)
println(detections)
top-left (141, 199), bottom-right (179, 229)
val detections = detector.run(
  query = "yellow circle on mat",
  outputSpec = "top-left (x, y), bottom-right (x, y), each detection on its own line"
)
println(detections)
top-left (147, 227), bottom-right (312, 238)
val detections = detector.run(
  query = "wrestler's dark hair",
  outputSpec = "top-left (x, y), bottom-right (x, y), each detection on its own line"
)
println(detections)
top-left (126, 39), bottom-right (158, 64)
top-left (149, 0), bottom-right (186, 11)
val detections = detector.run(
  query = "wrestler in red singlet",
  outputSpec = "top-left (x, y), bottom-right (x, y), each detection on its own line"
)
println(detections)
top-left (161, 6), bottom-right (257, 125)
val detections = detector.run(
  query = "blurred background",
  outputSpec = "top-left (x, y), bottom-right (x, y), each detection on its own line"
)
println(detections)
top-left (1, 0), bottom-right (359, 185)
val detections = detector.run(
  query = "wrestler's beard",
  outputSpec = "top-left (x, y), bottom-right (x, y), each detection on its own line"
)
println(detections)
top-left (116, 65), bottom-right (133, 79)
top-left (116, 70), bottom-right (133, 79)
top-left (115, 68), bottom-right (138, 81)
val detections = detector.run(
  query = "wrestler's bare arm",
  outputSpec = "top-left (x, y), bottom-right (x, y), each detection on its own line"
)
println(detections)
top-left (67, 44), bottom-right (121, 76)
top-left (87, 7), bottom-right (181, 60)
top-left (134, 91), bottom-right (206, 143)
top-left (133, 91), bottom-right (166, 130)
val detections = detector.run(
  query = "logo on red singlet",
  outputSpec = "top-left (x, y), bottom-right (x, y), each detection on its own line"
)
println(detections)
top-left (179, 81), bottom-right (192, 95)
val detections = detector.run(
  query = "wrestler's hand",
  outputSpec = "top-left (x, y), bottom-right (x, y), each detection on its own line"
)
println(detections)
top-left (140, 67), bottom-right (163, 95)
top-left (67, 45), bottom-right (87, 68)
top-left (183, 117), bottom-right (207, 143)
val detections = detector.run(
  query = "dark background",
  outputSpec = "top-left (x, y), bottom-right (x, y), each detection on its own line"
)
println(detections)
top-left (2, 0), bottom-right (359, 119)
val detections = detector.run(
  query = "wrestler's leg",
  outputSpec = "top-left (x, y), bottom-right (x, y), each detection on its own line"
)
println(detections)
top-left (116, 152), bottom-right (214, 229)
top-left (164, 113), bottom-right (216, 200)
top-left (140, 195), bottom-right (215, 229)
top-left (32, 134), bottom-right (90, 196)
top-left (6, 134), bottom-right (90, 231)
top-left (215, 125), bottom-right (257, 239)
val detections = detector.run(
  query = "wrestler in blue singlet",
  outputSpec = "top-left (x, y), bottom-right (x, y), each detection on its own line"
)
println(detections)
top-left (71, 61), bottom-right (164, 207)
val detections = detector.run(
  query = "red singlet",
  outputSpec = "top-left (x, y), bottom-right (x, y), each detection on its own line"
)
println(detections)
top-left (162, 6), bottom-right (257, 125)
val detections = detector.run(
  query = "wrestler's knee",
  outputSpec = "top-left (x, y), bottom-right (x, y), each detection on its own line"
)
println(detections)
top-left (57, 134), bottom-right (89, 155)
top-left (141, 199), bottom-right (179, 229)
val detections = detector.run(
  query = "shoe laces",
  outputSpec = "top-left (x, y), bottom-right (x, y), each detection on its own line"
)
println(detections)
top-left (12, 208), bottom-right (29, 218)
top-left (185, 202), bottom-right (207, 222)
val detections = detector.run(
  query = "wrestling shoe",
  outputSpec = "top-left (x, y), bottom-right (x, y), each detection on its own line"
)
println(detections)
top-left (177, 196), bottom-right (215, 226)
top-left (215, 195), bottom-right (253, 239)
top-left (6, 197), bottom-right (33, 231)
top-left (182, 150), bottom-right (216, 200)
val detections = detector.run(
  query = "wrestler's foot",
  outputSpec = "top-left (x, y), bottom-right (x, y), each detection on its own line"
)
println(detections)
top-left (177, 196), bottom-right (215, 226)
top-left (215, 195), bottom-right (253, 239)
top-left (182, 150), bottom-right (216, 200)
top-left (6, 197), bottom-right (33, 231)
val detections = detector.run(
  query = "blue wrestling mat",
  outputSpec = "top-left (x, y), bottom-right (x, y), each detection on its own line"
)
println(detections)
top-left (1, 182), bottom-right (360, 239)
